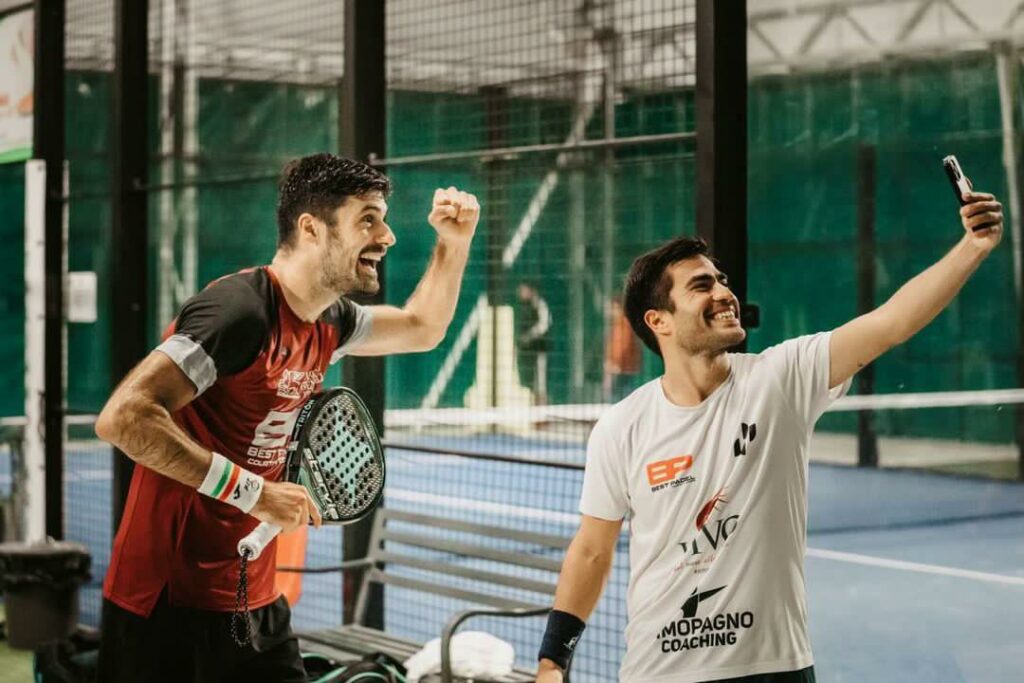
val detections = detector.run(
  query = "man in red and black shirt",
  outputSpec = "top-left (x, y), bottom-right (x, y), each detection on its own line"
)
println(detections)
top-left (95, 154), bottom-right (479, 682)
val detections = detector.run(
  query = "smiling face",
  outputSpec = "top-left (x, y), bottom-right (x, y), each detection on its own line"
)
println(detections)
top-left (314, 191), bottom-right (395, 296)
top-left (644, 256), bottom-right (745, 355)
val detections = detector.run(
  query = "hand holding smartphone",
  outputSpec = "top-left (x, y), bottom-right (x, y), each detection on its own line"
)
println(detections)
top-left (943, 155), bottom-right (999, 233)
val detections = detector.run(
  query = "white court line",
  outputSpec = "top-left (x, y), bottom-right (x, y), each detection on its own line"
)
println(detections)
top-left (806, 547), bottom-right (1024, 586)
top-left (386, 488), bottom-right (579, 526)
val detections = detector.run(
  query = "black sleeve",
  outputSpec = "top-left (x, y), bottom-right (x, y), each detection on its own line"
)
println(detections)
top-left (324, 297), bottom-right (373, 360)
top-left (156, 275), bottom-right (270, 393)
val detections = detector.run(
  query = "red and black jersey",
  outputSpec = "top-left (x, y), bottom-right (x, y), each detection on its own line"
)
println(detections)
top-left (103, 266), bottom-right (372, 616)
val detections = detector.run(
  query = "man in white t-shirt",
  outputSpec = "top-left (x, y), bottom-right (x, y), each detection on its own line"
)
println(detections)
top-left (535, 189), bottom-right (1004, 683)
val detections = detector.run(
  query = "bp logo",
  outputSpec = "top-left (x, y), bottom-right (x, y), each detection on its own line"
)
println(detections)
top-left (645, 455), bottom-right (697, 493)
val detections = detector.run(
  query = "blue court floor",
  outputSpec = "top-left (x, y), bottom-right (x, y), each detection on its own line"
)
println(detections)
top-left (2, 439), bottom-right (1021, 682)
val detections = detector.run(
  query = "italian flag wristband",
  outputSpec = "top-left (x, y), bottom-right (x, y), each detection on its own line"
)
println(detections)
top-left (197, 452), bottom-right (264, 513)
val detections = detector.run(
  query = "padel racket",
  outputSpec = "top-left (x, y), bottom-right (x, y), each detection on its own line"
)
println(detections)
top-left (237, 386), bottom-right (385, 560)
top-left (232, 387), bottom-right (384, 646)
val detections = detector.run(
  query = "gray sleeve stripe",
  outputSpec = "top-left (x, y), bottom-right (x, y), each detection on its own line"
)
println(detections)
top-left (156, 334), bottom-right (217, 396)
top-left (330, 304), bottom-right (374, 363)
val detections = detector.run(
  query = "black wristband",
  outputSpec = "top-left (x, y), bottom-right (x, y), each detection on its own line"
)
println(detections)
top-left (538, 609), bottom-right (586, 670)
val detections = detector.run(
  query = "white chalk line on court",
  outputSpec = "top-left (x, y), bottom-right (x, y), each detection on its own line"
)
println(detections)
top-left (806, 547), bottom-right (1024, 586)
top-left (386, 487), bottom-right (578, 526)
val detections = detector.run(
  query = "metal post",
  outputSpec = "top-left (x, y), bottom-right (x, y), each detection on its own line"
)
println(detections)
top-left (24, 160), bottom-right (47, 543)
top-left (158, 0), bottom-right (199, 332)
top-left (568, 97), bottom-right (585, 396)
top-left (111, 0), bottom-right (149, 529)
top-left (696, 0), bottom-right (748, 349)
top-left (856, 144), bottom-right (879, 468)
top-left (34, 0), bottom-right (66, 541)
top-left (994, 42), bottom-right (1024, 480)
top-left (340, 0), bottom-right (386, 628)
top-left (600, 26), bottom-right (618, 313)
top-left (482, 85), bottom-right (509, 408)
top-left (157, 0), bottom-right (179, 329)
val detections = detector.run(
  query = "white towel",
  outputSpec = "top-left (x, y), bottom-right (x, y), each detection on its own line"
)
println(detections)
top-left (404, 631), bottom-right (515, 682)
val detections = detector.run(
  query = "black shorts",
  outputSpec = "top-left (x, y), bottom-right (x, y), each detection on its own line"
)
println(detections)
top-left (711, 665), bottom-right (816, 683)
top-left (97, 593), bottom-right (307, 683)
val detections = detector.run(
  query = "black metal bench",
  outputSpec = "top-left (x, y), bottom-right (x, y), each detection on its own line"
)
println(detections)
top-left (290, 507), bottom-right (572, 682)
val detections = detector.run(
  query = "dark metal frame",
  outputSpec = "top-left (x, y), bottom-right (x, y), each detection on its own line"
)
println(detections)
top-left (340, 0), bottom-right (387, 629)
top-left (34, 0), bottom-right (66, 540)
top-left (367, 131), bottom-right (695, 167)
top-left (481, 85), bottom-right (509, 406)
top-left (111, 0), bottom-right (149, 528)
top-left (856, 144), bottom-right (879, 467)
top-left (695, 0), bottom-right (750, 346)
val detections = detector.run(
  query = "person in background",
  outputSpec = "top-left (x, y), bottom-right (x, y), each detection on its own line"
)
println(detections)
top-left (517, 282), bottom-right (551, 404)
top-left (603, 296), bottom-right (642, 402)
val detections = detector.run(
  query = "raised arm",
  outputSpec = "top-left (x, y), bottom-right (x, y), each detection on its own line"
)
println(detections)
top-left (829, 191), bottom-right (1003, 389)
top-left (351, 187), bottom-right (479, 355)
top-left (536, 514), bottom-right (623, 682)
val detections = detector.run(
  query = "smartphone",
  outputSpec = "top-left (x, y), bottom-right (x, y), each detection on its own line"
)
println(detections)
top-left (944, 155), bottom-right (995, 232)
top-left (942, 155), bottom-right (972, 206)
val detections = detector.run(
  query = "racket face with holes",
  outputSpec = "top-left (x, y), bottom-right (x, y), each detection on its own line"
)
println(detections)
top-left (284, 387), bottom-right (385, 524)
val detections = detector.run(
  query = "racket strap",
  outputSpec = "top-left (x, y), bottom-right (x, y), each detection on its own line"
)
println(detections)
top-left (231, 551), bottom-right (254, 647)
top-left (198, 452), bottom-right (265, 513)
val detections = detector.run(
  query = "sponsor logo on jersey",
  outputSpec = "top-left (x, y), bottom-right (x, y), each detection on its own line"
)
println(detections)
top-left (247, 409), bottom-right (300, 467)
top-left (655, 584), bottom-right (754, 653)
top-left (674, 489), bottom-right (738, 574)
top-left (733, 421), bottom-right (757, 457)
top-left (646, 455), bottom-right (696, 492)
top-left (276, 368), bottom-right (325, 400)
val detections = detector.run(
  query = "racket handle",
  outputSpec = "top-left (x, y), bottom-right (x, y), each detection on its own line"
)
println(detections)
top-left (237, 522), bottom-right (282, 561)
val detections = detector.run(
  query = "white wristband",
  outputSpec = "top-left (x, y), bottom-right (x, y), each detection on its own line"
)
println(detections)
top-left (197, 452), bottom-right (265, 513)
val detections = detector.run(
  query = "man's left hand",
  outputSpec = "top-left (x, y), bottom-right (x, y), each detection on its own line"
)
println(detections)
top-left (429, 186), bottom-right (479, 246)
top-left (961, 191), bottom-right (1003, 254)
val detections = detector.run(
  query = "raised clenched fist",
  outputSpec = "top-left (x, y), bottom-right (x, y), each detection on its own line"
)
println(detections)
top-left (428, 186), bottom-right (479, 246)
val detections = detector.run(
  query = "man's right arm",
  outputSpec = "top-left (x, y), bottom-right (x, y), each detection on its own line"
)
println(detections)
top-left (95, 351), bottom-right (319, 532)
top-left (537, 514), bottom-right (623, 681)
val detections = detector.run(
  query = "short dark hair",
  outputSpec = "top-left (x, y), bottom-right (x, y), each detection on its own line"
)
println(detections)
top-left (623, 236), bottom-right (710, 356)
top-left (276, 153), bottom-right (392, 248)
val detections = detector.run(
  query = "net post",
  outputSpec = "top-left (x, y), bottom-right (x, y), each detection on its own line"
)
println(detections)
top-left (33, 0), bottom-right (66, 540)
top-left (340, 0), bottom-right (386, 630)
top-left (111, 0), bottom-right (150, 529)
top-left (994, 42), bottom-right (1024, 480)
top-left (696, 0), bottom-right (748, 351)
top-left (856, 144), bottom-right (879, 468)
top-left (482, 85), bottom-right (509, 409)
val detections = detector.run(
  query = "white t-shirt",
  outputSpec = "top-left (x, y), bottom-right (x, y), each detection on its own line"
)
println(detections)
top-left (580, 333), bottom-right (848, 682)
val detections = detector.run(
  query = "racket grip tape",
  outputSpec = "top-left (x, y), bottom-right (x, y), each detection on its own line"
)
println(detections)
top-left (237, 522), bottom-right (282, 560)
